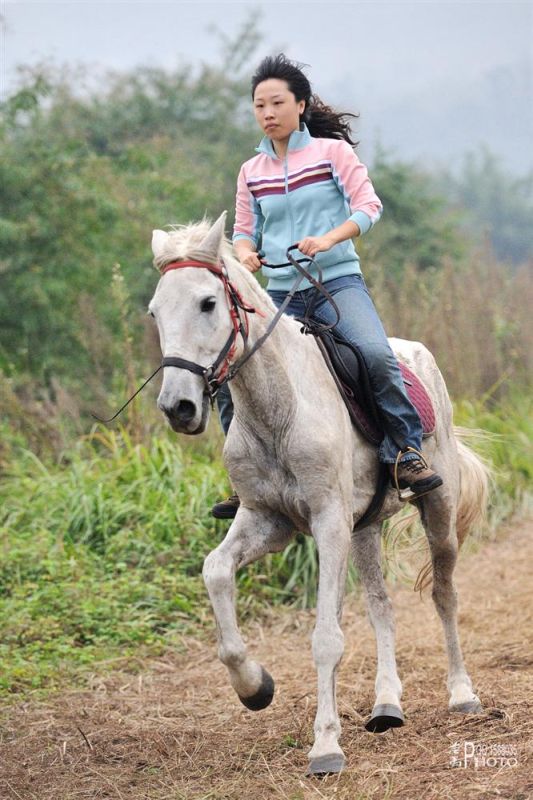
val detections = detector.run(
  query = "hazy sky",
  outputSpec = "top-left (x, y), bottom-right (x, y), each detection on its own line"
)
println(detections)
top-left (2, 1), bottom-right (532, 172)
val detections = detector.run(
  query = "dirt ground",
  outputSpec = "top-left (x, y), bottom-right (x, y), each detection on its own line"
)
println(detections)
top-left (1, 518), bottom-right (532, 800)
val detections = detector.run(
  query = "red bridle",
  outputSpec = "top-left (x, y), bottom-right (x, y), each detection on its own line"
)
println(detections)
top-left (159, 257), bottom-right (263, 385)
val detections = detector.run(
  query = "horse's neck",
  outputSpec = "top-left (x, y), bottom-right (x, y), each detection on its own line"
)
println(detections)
top-left (224, 258), bottom-right (323, 436)
top-left (227, 292), bottom-right (309, 438)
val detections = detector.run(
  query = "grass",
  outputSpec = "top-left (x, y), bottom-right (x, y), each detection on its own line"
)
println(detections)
top-left (453, 391), bottom-right (532, 524)
top-left (0, 424), bottom-right (323, 697)
top-left (0, 393), bottom-right (531, 699)
top-left (0, 428), bottom-right (224, 695)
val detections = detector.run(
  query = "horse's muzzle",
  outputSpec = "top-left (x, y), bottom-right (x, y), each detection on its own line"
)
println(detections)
top-left (158, 395), bottom-right (209, 434)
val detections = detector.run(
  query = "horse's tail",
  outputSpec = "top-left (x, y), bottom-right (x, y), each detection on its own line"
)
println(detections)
top-left (454, 427), bottom-right (491, 548)
top-left (413, 426), bottom-right (492, 592)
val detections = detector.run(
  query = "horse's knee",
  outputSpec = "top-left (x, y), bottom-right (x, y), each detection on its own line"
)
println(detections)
top-left (312, 625), bottom-right (344, 667)
top-left (202, 548), bottom-right (233, 594)
top-left (366, 590), bottom-right (395, 626)
top-left (431, 570), bottom-right (456, 596)
top-left (430, 540), bottom-right (459, 579)
top-left (431, 578), bottom-right (458, 618)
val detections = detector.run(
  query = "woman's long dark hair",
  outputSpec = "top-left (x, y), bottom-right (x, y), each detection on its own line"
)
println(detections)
top-left (251, 54), bottom-right (359, 146)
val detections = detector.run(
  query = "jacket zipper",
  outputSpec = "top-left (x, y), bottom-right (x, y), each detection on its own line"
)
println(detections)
top-left (283, 153), bottom-right (295, 250)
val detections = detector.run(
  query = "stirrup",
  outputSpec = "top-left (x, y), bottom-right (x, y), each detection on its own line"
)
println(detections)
top-left (392, 446), bottom-right (429, 502)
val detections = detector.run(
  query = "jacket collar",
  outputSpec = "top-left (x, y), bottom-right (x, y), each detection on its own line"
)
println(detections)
top-left (255, 122), bottom-right (312, 159)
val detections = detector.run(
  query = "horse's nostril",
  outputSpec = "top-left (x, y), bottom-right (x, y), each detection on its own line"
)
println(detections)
top-left (174, 400), bottom-right (196, 423)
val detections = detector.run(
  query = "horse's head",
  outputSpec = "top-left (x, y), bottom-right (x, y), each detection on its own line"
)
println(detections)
top-left (149, 211), bottom-right (245, 435)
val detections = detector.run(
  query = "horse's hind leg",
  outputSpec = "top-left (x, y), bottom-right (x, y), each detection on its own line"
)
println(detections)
top-left (202, 508), bottom-right (293, 710)
top-left (418, 492), bottom-right (483, 713)
top-left (352, 523), bottom-right (404, 732)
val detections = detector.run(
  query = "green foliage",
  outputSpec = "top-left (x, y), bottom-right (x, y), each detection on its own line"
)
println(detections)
top-left (437, 147), bottom-right (533, 266)
top-left (360, 147), bottom-right (466, 277)
top-left (0, 426), bottom-right (318, 696)
top-left (454, 392), bottom-right (533, 524)
top-left (0, 36), bottom-right (260, 391)
top-left (0, 429), bottom-right (224, 691)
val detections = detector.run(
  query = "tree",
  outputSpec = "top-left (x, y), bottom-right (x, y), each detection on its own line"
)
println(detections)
top-left (359, 146), bottom-right (466, 280)
top-left (437, 147), bottom-right (533, 267)
top-left (0, 24), bottom-right (262, 391)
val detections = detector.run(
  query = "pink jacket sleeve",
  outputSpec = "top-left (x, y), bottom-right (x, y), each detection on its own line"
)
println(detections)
top-left (232, 165), bottom-right (264, 246)
top-left (331, 141), bottom-right (383, 235)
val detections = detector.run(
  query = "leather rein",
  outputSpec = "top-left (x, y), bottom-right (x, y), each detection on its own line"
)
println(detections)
top-left (92, 245), bottom-right (340, 424)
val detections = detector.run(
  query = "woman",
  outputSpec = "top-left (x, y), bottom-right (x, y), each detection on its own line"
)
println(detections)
top-left (212, 54), bottom-right (442, 519)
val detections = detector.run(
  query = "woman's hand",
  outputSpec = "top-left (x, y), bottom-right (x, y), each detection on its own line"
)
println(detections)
top-left (297, 234), bottom-right (335, 258)
top-left (240, 251), bottom-right (265, 273)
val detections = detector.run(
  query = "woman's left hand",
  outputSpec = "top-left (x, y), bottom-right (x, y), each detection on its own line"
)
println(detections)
top-left (297, 234), bottom-right (335, 257)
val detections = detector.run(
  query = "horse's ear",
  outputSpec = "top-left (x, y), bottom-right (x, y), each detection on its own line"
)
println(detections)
top-left (152, 229), bottom-right (169, 259)
top-left (195, 210), bottom-right (228, 263)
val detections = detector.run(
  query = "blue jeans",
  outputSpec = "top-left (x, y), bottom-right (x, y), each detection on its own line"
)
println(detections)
top-left (216, 274), bottom-right (423, 463)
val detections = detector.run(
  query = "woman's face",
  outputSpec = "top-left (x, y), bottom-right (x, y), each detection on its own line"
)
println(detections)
top-left (253, 78), bottom-right (306, 142)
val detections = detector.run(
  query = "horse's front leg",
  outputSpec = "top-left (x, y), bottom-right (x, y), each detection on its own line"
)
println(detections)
top-left (202, 507), bottom-right (294, 709)
top-left (307, 504), bottom-right (351, 776)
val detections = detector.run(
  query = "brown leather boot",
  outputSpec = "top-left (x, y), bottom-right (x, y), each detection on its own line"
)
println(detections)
top-left (390, 454), bottom-right (443, 500)
top-left (211, 494), bottom-right (240, 519)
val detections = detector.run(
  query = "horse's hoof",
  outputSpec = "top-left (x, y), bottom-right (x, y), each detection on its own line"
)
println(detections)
top-left (365, 704), bottom-right (405, 733)
top-left (450, 700), bottom-right (484, 714)
top-left (238, 667), bottom-right (275, 711)
top-left (306, 752), bottom-right (345, 777)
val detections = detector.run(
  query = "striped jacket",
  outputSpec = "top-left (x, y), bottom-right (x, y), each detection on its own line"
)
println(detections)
top-left (232, 123), bottom-right (383, 291)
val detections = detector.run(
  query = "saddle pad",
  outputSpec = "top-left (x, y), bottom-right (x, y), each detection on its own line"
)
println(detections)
top-left (400, 362), bottom-right (436, 436)
top-left (338, 362), bottom-right (435, 445)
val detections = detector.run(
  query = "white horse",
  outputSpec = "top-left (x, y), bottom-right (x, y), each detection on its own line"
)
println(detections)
top-left (148, 212), bottom-right (489, 776)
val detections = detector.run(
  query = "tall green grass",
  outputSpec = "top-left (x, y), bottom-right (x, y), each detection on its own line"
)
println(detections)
top-left (0, 428), bottom-right (223, 694)
top-left (0, 425), bottom-right (324, 695)
top-left (453, 392), bottom-right (532, 524)
top-left (0, 395), bottom-right (530, 698)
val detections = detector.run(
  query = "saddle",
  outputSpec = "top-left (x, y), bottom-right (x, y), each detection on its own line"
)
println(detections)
top-left (313, 329), bottom-right (436, 445)
top-left (301, 326), bottom-right (436, 530)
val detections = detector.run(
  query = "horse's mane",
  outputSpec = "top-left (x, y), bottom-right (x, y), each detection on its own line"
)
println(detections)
top-left (153, 218), bottom-right (278, 315)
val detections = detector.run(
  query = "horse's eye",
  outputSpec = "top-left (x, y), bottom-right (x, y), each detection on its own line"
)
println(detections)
top-left (201, 297), bottom-right (216, 313)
